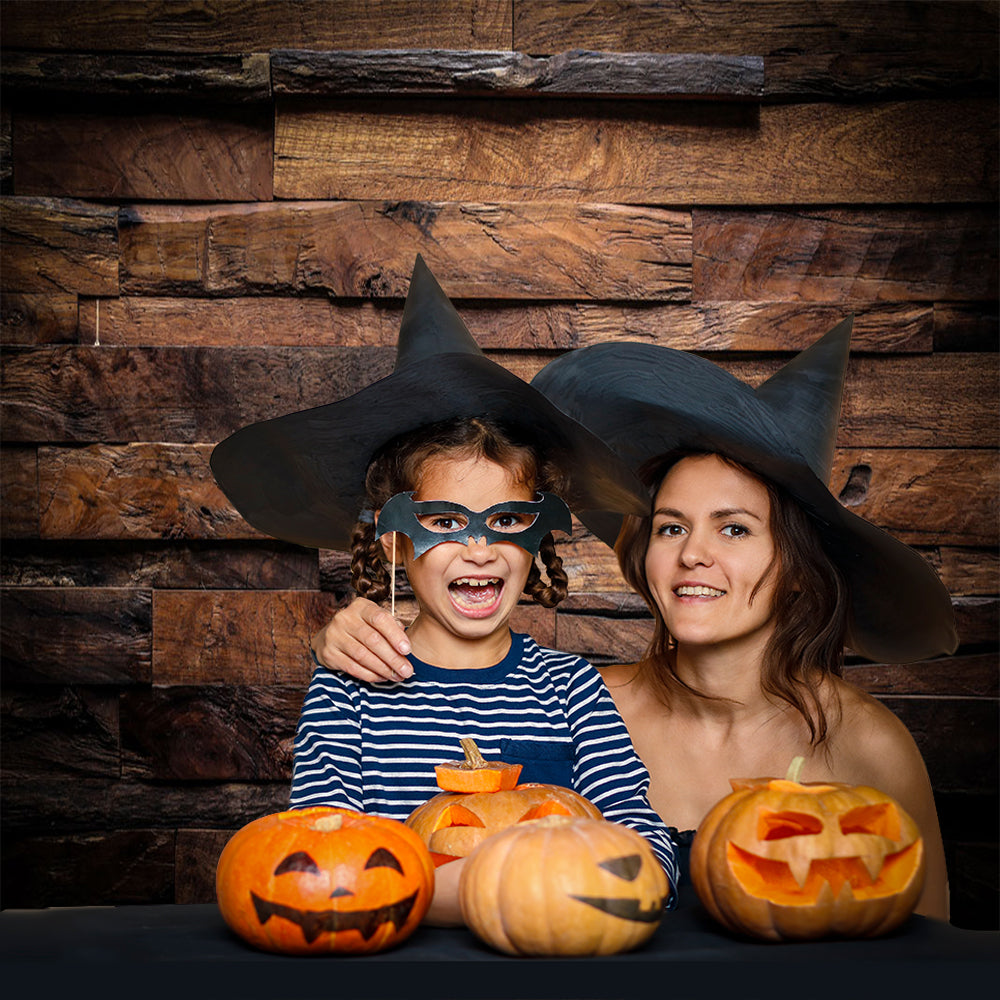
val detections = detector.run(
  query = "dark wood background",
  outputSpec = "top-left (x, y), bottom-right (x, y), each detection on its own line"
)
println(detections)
top-left (1, 1), bottom-right (997, 929)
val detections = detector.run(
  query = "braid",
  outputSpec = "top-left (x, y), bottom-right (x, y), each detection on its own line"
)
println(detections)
top-left (350, 520), bottom-right (391, 602)
top-left (523, 533), bottom-right (569, 608)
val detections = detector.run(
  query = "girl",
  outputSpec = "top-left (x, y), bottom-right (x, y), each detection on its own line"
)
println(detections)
top-left (211, 256), bottom-right (678, 926)
top-left (311, 318), bottom-right (957, 920)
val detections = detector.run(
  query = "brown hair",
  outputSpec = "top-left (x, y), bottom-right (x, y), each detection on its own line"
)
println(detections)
top-left (615, 450), bottom-right (848, 746)
top-left (350, 416), bottom-right (571, 608)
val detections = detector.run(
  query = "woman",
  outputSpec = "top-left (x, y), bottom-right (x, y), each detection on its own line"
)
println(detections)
top-left (311, 318), bottom-right (958, 920)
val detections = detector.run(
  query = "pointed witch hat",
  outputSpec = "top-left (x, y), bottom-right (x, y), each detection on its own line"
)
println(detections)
top-left (210, 255), bottom-right (649, 552)
top-left (530, 318), bottom-right (959, 663)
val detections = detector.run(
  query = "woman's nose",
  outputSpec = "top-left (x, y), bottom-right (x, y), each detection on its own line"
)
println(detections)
top-left (679, 530), bottom-right (713, 567)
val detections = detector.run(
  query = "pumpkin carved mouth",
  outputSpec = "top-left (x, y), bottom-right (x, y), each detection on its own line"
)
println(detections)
top-left (727, 839), bottom-right (923, 906)
top-left (250, 888), bottom-right (421, 944)
top-left (569, 894), bottom-right (667, 923)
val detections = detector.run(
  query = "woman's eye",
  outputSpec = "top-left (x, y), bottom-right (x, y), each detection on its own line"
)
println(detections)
top-left (656, 523), bottom-right (685, 537)
top-left (721, 523), bottom-right (749, 538)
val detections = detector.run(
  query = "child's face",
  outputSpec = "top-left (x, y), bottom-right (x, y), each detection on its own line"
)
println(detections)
top-left (380, 454), bottom-right (536, 648)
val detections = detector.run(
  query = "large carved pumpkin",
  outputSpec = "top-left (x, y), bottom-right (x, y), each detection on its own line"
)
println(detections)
top-left (459, 814), bottom-right (670, 955)
top-left (405, 739), bottom-right (601, 866)
top-left (216, 806), bottom-right (434, 955)
top-left (690, 764), bottom-right (926, 942)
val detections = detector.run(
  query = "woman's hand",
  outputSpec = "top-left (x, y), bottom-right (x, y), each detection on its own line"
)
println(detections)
top-left (310, 597), bottom-right (413, 683)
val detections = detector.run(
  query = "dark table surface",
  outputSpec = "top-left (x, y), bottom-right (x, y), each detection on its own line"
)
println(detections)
top-left (2, 894), bottom-right (997, 999)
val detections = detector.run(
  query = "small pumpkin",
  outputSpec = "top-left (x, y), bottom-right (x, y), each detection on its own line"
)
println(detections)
top-left (459, 814), bottom-right (670, 955)
top-left (216, 806), bottom-right (434, 955)
top-left (405, 738), bottom-right (602, 866)
top-left (689, 758), bottom-right (926, 942)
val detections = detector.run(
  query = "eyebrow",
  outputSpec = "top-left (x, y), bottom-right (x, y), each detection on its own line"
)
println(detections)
top-left (654, 506), bottom-right (766, 522)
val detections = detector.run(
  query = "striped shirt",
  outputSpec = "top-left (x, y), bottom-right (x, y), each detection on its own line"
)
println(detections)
top-left (290, 630), bottom-right (679, 900)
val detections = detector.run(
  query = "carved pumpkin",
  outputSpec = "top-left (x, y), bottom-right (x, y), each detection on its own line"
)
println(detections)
top-left (405, 739), bottom-right (601, 866)
top-left (216, 806), bottom-right (434, 955)
top-left (690, 762), bottom-right (926, 942)
top-left (459, 814), bottom-right (670, 955)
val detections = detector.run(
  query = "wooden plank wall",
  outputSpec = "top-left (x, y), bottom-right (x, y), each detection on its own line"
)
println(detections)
top-left (1, 1), bottom-right (997, 929)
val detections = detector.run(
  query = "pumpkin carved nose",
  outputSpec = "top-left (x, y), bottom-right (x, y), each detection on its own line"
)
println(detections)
top-left (329, 887), bottom-right (354, 898)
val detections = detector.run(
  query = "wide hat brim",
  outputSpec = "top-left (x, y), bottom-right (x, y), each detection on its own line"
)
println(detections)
top-left (210, 350), bottom-right (649, 552)
top-left (531, 340), bottom-right (959, 664)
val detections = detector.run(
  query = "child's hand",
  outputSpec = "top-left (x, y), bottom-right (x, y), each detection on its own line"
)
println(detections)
top-left (310, 598), bottom-right (413, 683)
top-left (423, 857), bottom-right (467, 927)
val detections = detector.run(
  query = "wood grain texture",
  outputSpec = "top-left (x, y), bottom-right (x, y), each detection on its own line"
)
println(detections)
top-left (0, 196), bottom-right (118, 295)
top-left (1, 446), bottom-right (38, 538)
top-left (1, 292), bottom-right (78, 344)
top-left (14, 109), bottom-right (273, 201)
top-left (0, 0), bottom-right (512, 52)
top-left (4, 348), bottom-right (994, 449)
top-left (274, 98), bottom-right (997, 204)
top-left (271, 48), bottom-right (763, 98)
top-left (693, 208), bottom-right (999, 302)
top-left (175, 829), bottom-right (233, 904)
top-left (513, 1), bottom-right (999, 99)
top-left (2, 51), bottom-right (271, 101)
top-left (80, 296), bottom-right (933, 353)
top-left (119, 200), bottom-right (691, 300)
top-left (0, 587), bottom-right (151, 684)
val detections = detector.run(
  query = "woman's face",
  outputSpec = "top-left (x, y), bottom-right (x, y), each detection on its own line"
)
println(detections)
top-left (644, 454), bottom-right (779, 654)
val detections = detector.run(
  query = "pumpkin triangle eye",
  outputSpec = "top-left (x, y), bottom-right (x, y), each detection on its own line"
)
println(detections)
top-left (364, 847), bottom-right (404, 873)
top-left (757, 810), bottom-right (824, 840)
top-left (839, 803), bottom-right (901, 839)
top-left (274, 850), bottom-right (321, 876)
top-left (598, 854), bottom-right (643, 881)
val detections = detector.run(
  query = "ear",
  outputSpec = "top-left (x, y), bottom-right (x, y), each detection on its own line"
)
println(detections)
top-left (373, 511), bottom-right (395, 561)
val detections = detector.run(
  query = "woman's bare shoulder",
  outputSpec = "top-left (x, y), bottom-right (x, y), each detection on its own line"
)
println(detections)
top-left (598, 661), bottom-right (642, 687)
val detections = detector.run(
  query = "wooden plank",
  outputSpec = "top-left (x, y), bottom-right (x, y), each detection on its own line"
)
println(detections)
top-left (0, 587), bottom-right (151, 684)
top-left (0, 344), bottom-right (395, 444)
top-left (0, 830), bottom-right (175, 907)
top-left (274, 98), bottom-right (998, 204)
top-left (1, 445), bottom-right (37, 538)
top-left (693, 207), bottom-right (999, 303)
top-left (14, 109), bottom-right (273, 201)
top-left (952, 597), bottom-right (1000, 647)
top-left (513, 1), bottom-right (999, 99)
top-left (81, 296), bottom-right (932, 353)
top-left (271, 49), bottom-right (763, 98)
top-left (0, 0), bottom-right (512, 51)
top-left (0, 778), bottom-right (291, 833)
top-left (933, 548), bottom-right (1000, 599)
top-left (845, 653), bottom-right (997, 699)
top-left (119, 201), bottom-right (691, 300)
top-left (176, 829), bottom-right (233, 904)
top-left (3, 348), bottom-right (994, 449)
top-left (1, 106), bottom-right (10, 194)
top-left (152, 590), bottom-right (338, 685)
top-left (935, 304), bottom-right (1000, 353)
top-left (31, 442), bottom-right (996, 549)
top-left (2, 51), bottom-right (271, 101)
top-left (0, 685), bottom-right (120, 777)
top-left (120, 685), bottom-right (302, 781)
top-left (1, 292), bottom-right (78, 344)
top-left (0, 539), bottom-right (318, 590)
top-left (0, 196), bottom-right (118, 295)
top-left (37, 443), bottom-right (254, 541)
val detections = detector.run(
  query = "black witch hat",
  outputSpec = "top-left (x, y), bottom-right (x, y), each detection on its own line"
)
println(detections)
top-left (210, 255), bottom-right (649, 552)
top-left (530, 319), bottom-right (959, 664)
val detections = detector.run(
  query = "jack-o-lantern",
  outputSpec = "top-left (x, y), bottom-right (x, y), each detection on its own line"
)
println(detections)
top-left (690, 759), bottom-right (926, 942)
top-left (459, 814), bottom-right (670, 955)
top-left (405, 739), bottom-right (602, 865)
top-left (216, 806), bottom-right (434, 955)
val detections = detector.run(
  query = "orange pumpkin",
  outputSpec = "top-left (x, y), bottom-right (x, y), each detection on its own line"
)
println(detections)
top-left (459, 814), bottom-right (670, 955)
top-left (405, 739), bottom-right (601, 866)
top-left (216, 806), bottom-right (434, 955)
top-left (690, 762), bottom-right (926, 942)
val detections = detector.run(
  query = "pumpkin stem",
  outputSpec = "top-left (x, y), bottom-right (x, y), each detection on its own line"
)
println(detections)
top-left (785, 756), bottom-right (805, 782)
top-left (460, 737), bottom-right (488, 770)
top-left (313, 813), bottom-right (344, 832)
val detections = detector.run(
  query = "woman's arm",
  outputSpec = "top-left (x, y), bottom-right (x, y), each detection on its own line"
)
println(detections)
top-left (311, 597), bottom-right (412, 683)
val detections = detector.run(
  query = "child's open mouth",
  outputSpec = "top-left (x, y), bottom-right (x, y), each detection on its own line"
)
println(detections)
top-left (449, 577), bottom-right (504, 618)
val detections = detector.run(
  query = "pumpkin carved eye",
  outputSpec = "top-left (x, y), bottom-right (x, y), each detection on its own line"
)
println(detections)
top-left (839, 803), bottom-right (900, 839)
top-left (518, 801), bottom-right (573, 822)
top-left (599, 854), bottom-right (643, 880)
top-left (364, 847), bottom-right (404, 874)
top-left (757, 810), bottom-right (824, 840)
top-left (274, 851), bottom-right (321, 876)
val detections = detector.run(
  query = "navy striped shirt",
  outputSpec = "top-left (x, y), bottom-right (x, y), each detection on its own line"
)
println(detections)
top-left (290, 630), bottom-right (678, 900)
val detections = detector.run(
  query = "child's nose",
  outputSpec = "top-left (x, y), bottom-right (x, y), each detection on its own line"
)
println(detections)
top-left (464, 535), bottom-right (495, 560)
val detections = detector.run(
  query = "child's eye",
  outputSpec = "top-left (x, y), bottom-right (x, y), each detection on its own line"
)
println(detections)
top-left (487, 512), bottom-right (536, 533)
top-left (721, 523), bottom-right (750, 538)
top-left (417, 513), bottom-right (468, 533)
